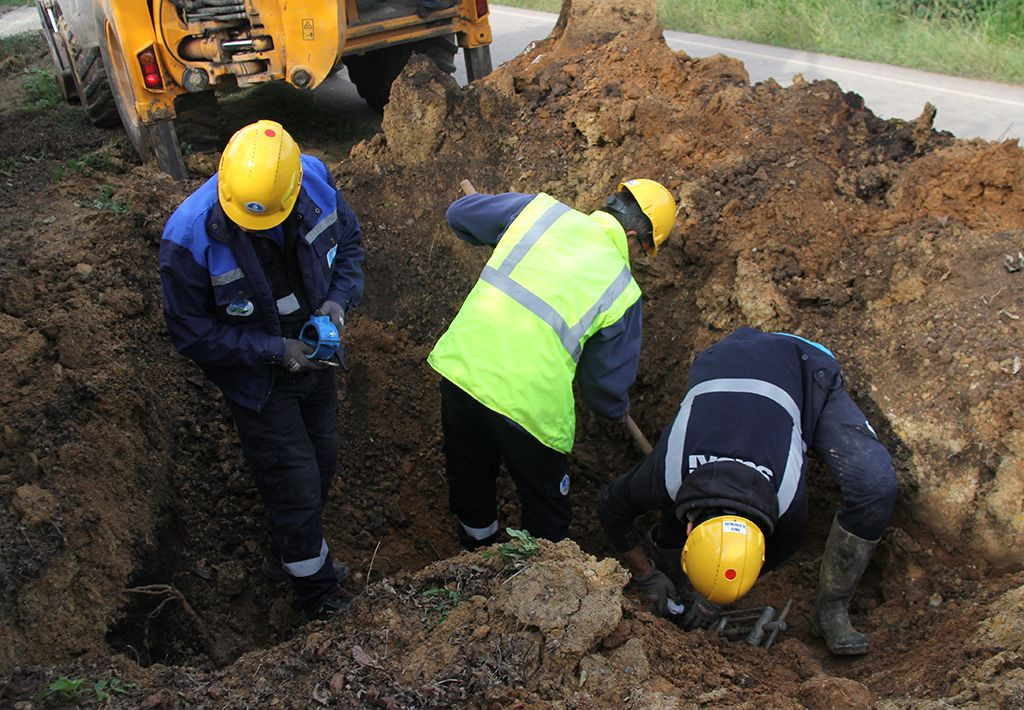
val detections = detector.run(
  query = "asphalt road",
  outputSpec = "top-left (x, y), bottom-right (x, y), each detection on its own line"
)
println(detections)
top-left (4, 4), bottom-right (1021, 142)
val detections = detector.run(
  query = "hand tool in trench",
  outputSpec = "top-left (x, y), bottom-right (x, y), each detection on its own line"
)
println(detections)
top-left (712, 599), bottom-right (793, 649)
top-left (625, 414), bottom-right (653, 455)
top-left (299, 314), bottom-right (340, 363)
top-left (460, 179), bottom-right (477, 195)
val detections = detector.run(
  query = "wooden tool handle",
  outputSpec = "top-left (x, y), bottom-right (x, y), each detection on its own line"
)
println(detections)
top-left (460, 179), bottom-right (477, 195)
top-left (625, 414), bottom-right (653, 455)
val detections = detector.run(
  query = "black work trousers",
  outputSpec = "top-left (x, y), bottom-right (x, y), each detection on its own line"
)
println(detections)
top-left (226, 367), bottom-right (340, 611)
top-left (440, 378), bottom-right (571, 544)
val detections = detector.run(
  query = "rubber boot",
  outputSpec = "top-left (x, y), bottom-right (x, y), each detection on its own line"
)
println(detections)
top-left (810, 515), bottom-right (879, 656)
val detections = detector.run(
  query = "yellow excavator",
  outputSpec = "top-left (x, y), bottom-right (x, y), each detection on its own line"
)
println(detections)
top-left (35, 0), bottom-right (493, 179)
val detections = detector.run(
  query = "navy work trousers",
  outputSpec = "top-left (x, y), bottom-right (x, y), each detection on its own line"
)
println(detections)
top-left (226, 367), bottom-right (340, 611)
top-left (440, 378), bottom-right (571, 544)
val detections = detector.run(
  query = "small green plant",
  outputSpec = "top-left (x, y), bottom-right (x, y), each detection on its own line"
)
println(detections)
top-left (54, 151), bottom-right (113, 180)
top-left (22, 68), bottom-right (63, 111)
top-left (422, 586), bottom-right (462, 628)
top-left (90, 185), bottom-right (129, 213)
top-left (37, 674), bottom-right (135, 704)
top-left (42, 676), bottom-right (88, 699)
top-left (482, 528), bottom-right (540, 565)
top-left (91, 676), bottom-right (134, 702)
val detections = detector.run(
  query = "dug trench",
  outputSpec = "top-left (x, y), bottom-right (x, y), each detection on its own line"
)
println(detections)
top-left (2, 0), bottom-right (1024, 706)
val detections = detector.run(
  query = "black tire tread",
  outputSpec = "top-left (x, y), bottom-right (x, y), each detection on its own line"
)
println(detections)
top-left (71, 44), bottom-right (119, 128)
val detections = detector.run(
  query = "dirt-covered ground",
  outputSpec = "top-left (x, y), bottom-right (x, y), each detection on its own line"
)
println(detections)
top-left (2, 0), bottom-right (1023, 706)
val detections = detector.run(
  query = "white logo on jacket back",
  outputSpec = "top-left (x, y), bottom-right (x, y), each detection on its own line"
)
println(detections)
top-left (688, 454), bottom-right (774, 482)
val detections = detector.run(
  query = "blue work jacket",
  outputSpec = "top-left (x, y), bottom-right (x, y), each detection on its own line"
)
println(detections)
top-left (159, 155), bottom-right (364, 410)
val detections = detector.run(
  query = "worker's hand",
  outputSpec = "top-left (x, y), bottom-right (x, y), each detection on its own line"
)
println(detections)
top-left (633, 569), bottom-right (681, 617)
top-left (282, 339), bottom-right (324, 372)
top-left (315, 300), bottom-right (345, 333)
top-left (679, 594), bottom-right (722, 631)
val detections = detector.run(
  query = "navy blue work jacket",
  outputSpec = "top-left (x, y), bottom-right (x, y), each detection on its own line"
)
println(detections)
top-left (159, 155), bottom-right (364, 410)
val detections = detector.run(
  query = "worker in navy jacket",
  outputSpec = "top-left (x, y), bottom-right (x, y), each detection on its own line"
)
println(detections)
top-left (597, 328), bottom-right (897, 656)
top-left (159, 121), bottom-right (364, 620)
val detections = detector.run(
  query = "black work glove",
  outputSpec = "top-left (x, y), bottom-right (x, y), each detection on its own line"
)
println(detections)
top-left (679, 594), bottom-right (722, 631)
top-left (633, 569), bottom-right (681, 617)
top-left (315, 299), bottom-right (345, 333)
top-left (281, 338), bottom-right (324, 373)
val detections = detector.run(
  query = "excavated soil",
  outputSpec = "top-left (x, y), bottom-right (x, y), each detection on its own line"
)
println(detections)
top-left (2, 0), bottom-right (1023, 706)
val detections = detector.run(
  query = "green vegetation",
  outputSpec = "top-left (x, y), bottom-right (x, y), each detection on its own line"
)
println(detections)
top-left (0, 32), bottom-right (41, 74)
top-left (422, 586), bottom-right (463, 627)
top-left (0, 0), bottom-right (33, 7)
top-left (21, 67), bottom-right (63, 110)
top-left (36, 675), bottom-right (134, 704)
top-left (482, 527), bottom-right (541, 565)
top-left (500, 0), bottom-right (1024, 83)
top-left (54, 151), bottom-right (114, 180)
top-left (88, 185), bottom-right (129, 213)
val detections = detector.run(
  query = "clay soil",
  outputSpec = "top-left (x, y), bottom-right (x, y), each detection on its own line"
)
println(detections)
top-left (2, 1), bottom-right (1023, 707)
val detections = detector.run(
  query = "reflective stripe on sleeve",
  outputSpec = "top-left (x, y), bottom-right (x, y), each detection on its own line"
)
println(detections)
top-left (276, 293), bottom-right (300, 315)
top-left (211, 268), bottom-right (244, 286)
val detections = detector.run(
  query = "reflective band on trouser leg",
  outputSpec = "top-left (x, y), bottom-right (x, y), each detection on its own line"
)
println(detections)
top-left (282, 538), bottom-right (329, 577)
top-left (460, 519), bottom-right (499, 540)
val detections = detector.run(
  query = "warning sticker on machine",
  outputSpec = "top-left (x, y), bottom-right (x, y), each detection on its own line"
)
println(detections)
top-left (302, 19), bottom-right (314, 40)
top-left (723, 520), bottom-right (748, 535)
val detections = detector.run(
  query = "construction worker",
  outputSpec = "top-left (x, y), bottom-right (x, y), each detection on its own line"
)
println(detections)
top-left (159, 121), bottom-right (364, 621)
top-left (597, 327), bottom-right (898, 656)
top-left (428, 180), bottom-right (677, 549)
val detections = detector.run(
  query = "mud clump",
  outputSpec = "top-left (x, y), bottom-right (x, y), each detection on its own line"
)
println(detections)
top-left (1, 0), bottom-right (1024, 706)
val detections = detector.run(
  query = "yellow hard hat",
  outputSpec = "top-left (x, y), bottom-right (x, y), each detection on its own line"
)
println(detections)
top-left (618, 178), bottom-right (676, 256)
top-left (218, 120), bottom-right (303, 230)
top-left (682, 514), bottom-right (765, 605)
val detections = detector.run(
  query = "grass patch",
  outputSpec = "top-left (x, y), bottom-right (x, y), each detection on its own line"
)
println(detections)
top-left (0, 32), bottom-right (45, 76)
top-left (22, 67), bottom-right (62, 110)
top-left (53, 151), bottom-right (114, 180)
top-left (499, 0), bottom-right (1024, 83)
top-left (0, 0), bottom-right (33, 6)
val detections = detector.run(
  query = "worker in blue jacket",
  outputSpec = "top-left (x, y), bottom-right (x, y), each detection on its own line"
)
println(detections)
top-left (159, 121), bottom-right (364, 620)
top-left (428, 180), bottom-right (677, 549)
top-left (597, 327), bottom-right (897, 656)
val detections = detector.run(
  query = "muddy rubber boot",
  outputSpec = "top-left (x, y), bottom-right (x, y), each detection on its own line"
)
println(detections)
top-left (810, 515), bottom-right (879, 656)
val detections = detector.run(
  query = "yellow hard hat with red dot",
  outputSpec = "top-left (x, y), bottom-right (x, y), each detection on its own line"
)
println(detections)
top-left (218, 120), bottom-right (302, 231)
top-left (682, 514), bottom-right (766, 605)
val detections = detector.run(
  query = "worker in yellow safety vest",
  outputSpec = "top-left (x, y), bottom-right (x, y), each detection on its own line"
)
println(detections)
top-left (427, 180), bottom-right (677, 548)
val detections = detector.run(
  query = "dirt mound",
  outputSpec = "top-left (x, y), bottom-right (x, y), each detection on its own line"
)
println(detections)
top-left (2, 0), bottom-right (1024, 706)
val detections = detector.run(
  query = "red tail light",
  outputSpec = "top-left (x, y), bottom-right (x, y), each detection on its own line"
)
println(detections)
top-left (475, 0), bottom-right (488, 17)
top-left (138, 47), bottom-right (164, 90)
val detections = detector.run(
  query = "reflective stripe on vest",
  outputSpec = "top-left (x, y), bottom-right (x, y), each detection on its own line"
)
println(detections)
top-left (427, 194), bottom-right (641, 452)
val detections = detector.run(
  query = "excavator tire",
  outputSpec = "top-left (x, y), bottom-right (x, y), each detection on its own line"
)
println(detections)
top-left (35, 0), bottom-right (77, 103)
top-left (173, 91), bottom-right (222, 154)
top-left (69, 45), bottom-right (119, 129)
top-left (344, 33), bottom-right (457, 113)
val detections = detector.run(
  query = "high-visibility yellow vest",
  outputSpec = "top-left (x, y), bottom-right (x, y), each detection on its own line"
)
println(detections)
top-left (427, 193), bottom-right (641, 453)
